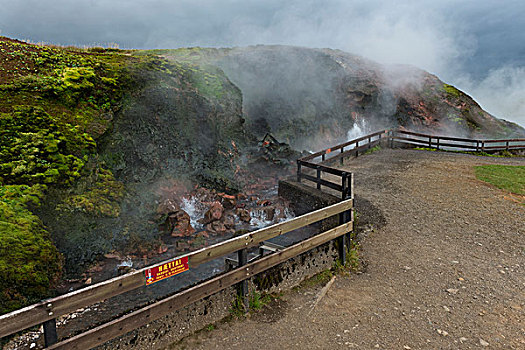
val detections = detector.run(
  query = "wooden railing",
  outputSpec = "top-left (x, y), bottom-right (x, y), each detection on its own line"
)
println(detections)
top-left (297, 129), bottom-right (390, 197)
top-left (2, 126), bottom-right (524, 349)
top-left (392, 129), bottom-right (525, 152)
top-left (0, 198), bottom-right (354, 349)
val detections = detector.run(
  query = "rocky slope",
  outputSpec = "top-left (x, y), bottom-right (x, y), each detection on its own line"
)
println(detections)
top-left (160, 45), bottom-right (524, 150)
top-left (0, 38), bottom-right (523, 314)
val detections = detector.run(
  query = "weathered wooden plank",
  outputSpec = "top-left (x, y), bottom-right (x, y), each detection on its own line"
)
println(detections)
top-left (300, 129), bottom-right (389, 161)
top-left (297, 161), bottom-right (345, 176)
top-left (0, 199), bottom-right (353, 338)
top-left (325, 139), bottom-right (381, 163)
top-left (395, 130), bottom-right (479, 143)
top-left (482, 138), bottom-right (525, 143)
top-left (48, 221), bottom-right (353, 350)
top-left (299, 174), bottom-right (343, 192)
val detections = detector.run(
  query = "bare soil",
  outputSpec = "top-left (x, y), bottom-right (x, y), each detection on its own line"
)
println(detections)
top-left (168, 149), bottom-right (525, 350)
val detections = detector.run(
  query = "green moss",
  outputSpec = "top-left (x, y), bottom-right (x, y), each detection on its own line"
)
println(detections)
top-left (57, 167), bottom-right (124, 217)
top-left (443, 83), bottom-right (461, 98)
top-left (0, 184), bottom-right (62, 314)
top-left (0, 106), bottom-right (93, 186)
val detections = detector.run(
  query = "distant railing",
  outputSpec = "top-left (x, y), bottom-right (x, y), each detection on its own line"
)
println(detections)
top-left (391, 129), bottom-right (525, 152)
top-left (2, 126), bottom-right (524, 349)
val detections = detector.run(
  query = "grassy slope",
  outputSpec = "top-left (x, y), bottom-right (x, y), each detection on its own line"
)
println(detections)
top-left (475, 165), bottom-right (525, 196)
top-left (0, 37), bottom-right (146, 313)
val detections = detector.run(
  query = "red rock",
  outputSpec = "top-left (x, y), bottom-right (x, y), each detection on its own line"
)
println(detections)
top-left (199, 201), bottom-right (224, 225)
top-left (166, 210), bottom-right (195, 237)
top-left (206, 220), bottom-right (228, 235)
top-left (236, 208), bottom-right (251, 223)
top-left (156, 199), bottom-right (179, 215)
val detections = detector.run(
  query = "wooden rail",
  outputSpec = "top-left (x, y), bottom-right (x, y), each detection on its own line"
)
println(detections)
top-left (392, 129), bottom-right (525, 152)
top-left (0, 199), bottom-right (353, 348)
top-left (297, 129), bottom-right (389, 196)
top-left (2, 126), bottom-right (523, 349)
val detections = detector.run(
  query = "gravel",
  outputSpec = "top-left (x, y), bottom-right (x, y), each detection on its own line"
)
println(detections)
top-left (170, 149), bottom-right (525, 350)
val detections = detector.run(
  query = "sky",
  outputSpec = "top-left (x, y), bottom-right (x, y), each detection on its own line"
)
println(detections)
top-left (0, 0), bottom-right (524, 126)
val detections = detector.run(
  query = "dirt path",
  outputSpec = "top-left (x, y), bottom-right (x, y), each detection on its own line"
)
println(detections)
top-left (168, 149), bottom-right (525, 350)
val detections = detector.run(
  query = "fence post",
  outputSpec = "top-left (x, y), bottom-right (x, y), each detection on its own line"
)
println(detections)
top-left (322, 154), bottom-right (325, 161)
top-left (481, 141), bottom-right (485, 152)
top-left (340, 147), bottom-right (344, 165)
top-left (368, 137), bottom-right (371, 149)
top-left (316, 166), bottom-right (321, 190)
top-left (428, 136), bottom-right (431, 148)
top-left (389, 130), bottom-right (394, 148)
top-left (297, 160), bottom-right (302, 182)
top-left (355, 141), bottom-right (359, 157)
top-left (43, 318), bottom-right (58, 347)
top-left (338, 173), bottom-right (348, 264)
top-left (506, 141), bottom-right (509, 151)
top-left (436, 138), bottom-right (440, 150)
top-left (237, 248), bottom-right (249, 311)
top-left (476, 141), bottom-right (479, 152)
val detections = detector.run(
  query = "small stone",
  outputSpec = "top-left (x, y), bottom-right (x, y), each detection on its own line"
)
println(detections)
top-left (437, 329), bottom-right (449, 336)
top-left (459, 337), bottom-right (467, 343)
top-left (375, 345), bottom-right (380, 348)
top-left (30, 344), bottom-right (36, 349)
top-left (451, 260), bottom-right (459, 264)
top-left (446, 288), bottom-right (459, 294)
top-left (404, 346), bottom-right (411, 350)
top-left (443, 305), bottom-right (450, 312)
top-left (458, 277), bottom-right (464, 281)
top-left (480, 338), bottom-right (489, 346)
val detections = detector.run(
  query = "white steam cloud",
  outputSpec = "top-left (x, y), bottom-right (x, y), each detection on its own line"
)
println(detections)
top-left (0, 0), bottom-right (523, 126)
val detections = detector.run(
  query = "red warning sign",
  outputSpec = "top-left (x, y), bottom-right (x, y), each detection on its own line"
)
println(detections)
top-left (145, 256), bottom-right (189, 285)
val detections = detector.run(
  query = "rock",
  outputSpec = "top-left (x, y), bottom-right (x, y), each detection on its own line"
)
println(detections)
top-left (218, 193), bottom-right (237, 209)
top-left (156, 199), bottom-right (180, 215)
top-left (206, 220), bottom-right (228, 235)
top-left (262, 206), bottom-right (276, 221)
top-left (166, 210), bottom-right (195, 237)
top-left (459, 337), bottom-right (468, 343)
top-left (176, 240), bottom-right (191, 251)
top-left (446, 288), bottom-right (459, 295)
top-left (84, 277), bottom-right (92, 285)
top-left (443, 305), bottom-right (450, 312)
top-left (437, 329), bottom-right (448, 336)
top-left (480, 339), bottom-right (489, 346)
top-left (222, 213), bottom-right (236, 229)
top-left (236, 208), bottom-right (251, 223)
top-left (199, 201), bottom-right (224, 225)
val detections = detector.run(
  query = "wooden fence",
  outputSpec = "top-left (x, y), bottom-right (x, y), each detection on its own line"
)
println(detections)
top-left (0, 196), bottom-right (353, 349)
top-left (391, 129), bottom-right (525, 152)
top-left (297, 129), bottom-right (390, 197)
top-left (2, 127), bottom-right (524, 349)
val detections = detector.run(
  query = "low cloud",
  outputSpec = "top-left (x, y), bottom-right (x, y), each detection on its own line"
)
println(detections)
top-left (0, 0), bottom-right (523, 126)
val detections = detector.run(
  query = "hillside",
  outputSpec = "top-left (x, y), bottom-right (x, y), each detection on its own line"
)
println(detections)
top-left (0, 37), bottom-right (524, 314)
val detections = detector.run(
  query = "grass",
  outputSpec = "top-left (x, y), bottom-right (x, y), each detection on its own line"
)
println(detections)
top-left (413, 147), bottom-right (519, 158)
top-left (474, 165), bottom-right (525, 196)
top-left (363, 145), bottom-right (381, 155)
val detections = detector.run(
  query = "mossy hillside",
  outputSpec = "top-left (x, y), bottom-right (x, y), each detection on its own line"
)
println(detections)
top-left (0, 37), bottom-right (142, 312)
top-left (0, 184), bottom-right (62, 314)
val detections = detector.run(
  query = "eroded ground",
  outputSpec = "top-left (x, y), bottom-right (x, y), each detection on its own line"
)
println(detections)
top-left (170, 149), bottom-right (524, 350)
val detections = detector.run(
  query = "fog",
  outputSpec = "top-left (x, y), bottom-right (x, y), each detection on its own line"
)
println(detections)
top-left (0, 0), bottom-right (523, 126)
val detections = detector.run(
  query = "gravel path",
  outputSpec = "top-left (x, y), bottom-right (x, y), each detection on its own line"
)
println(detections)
top-left (168, 149), bottom-right (525, 350)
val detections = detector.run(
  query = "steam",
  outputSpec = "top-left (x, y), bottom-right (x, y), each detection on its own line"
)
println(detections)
top-left (455, 66), bottom-right (525, 127)
top-left (0, 0), bottom-right (523, 126)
